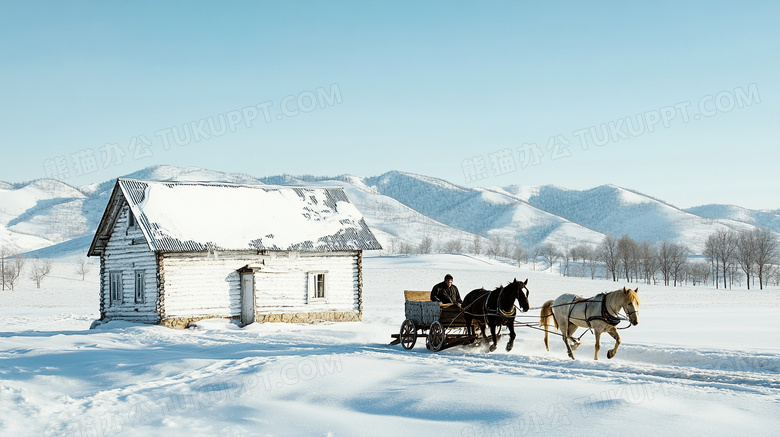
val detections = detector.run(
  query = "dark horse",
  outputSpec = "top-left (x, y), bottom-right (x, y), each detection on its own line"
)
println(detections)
top-left (462, 278), bottom-right (530, 352)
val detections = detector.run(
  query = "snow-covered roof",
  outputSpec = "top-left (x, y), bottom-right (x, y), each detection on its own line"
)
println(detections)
top-left (88, 178), bottom-right (382, 255)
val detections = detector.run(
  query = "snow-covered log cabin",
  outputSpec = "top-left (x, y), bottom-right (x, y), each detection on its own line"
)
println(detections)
top-left (87, 178), bottom-right (382, 328)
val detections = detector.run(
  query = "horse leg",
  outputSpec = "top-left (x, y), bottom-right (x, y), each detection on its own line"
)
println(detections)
top-left (469, 320), bottom-right (482, 347)
top-left (560, 324), bottom-right (575, 360)
top-left (489, 324), bottom-right (498, 352)
top-left (567, 322), bottom-right (581, 351)
top-left (479, 321), bottom-right (489, 345)
top-left (464, 316), bottom-right (474, 344)
top-left (594, 329), bottom-right (601, 360)
top-left (606, 326), bottom-right (621, 359)
top-left (506, 322), bottom-right (516, 352)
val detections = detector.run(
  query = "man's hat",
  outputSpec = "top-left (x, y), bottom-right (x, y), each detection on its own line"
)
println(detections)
top-left (444, 274), bottom-right (453, 281)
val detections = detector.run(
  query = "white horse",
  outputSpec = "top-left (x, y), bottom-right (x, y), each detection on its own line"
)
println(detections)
top-left (540, 287), bottom-right (640, 360)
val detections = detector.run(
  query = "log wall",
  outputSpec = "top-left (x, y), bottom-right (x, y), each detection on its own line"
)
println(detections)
top-left (100, 205), bottom-right (160, 323)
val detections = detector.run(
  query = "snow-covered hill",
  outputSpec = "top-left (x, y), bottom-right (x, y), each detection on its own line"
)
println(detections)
top-left (685, 204), bottom-right (780, 234)
top-left (503, 184), bottom-right (755, 252)
top-left (364, 171), bottom-right (605, 249)
top-left (1, 165), bottom-right (776, 257)
top-left (0, 179), bottom-right (90, 253)
top-left (256, 174), bottom-right (480, 252)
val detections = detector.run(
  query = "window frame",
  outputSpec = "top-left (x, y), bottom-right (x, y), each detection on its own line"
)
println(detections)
top-left (315, 273), bottom-right (326, 299)
top-left (134, 270), bottom-right (145, 304)
top-left (127, 210), bottom-right (137, 229)
top-left (307, 271), bottom-right (328, 303)
top-left (109, 271), bottom-right (123, 305)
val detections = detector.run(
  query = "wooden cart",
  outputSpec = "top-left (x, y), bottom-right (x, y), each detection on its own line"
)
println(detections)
top-left (389, 290), bottom-right (477, 351)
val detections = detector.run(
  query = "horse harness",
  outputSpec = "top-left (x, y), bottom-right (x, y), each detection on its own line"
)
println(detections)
top-left (568, 293), bottom-right (622, 328)
top-left (483, 286), bottom-right (517, 318)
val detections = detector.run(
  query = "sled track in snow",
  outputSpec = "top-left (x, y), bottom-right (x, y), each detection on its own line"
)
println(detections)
top-left (366, 343), bottom-right (780, 398)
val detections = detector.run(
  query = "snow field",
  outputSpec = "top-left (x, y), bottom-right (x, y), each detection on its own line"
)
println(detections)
top-left (0, 253), bottom-right (778, 436)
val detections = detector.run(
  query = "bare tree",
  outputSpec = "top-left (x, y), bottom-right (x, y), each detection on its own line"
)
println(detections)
top-left (387, 237), bottom-right (399, 255)
top-left (399, 241), bottom-right (414, 257)
top-left (1, 245), bottom-right (21, 291)
top-left (487, 234), bottom-right (504, 259)
top-left (418, 236), bottom-right (433, 254)
top-left (531, 246), bottom-right (542, 270)
top-left (689, 262), bottom-right (710, 286)
top-left (2, 254), bottom-right (25, 291)
top-left (579, 245), bottom-right (599, 279)
top-left (570, 244), bottom-right (585, 277)
top-left (729, 262), bottom-right (740, 288)
top-left (472, 235), bottom-right (482, 256)
top-left (753, 227), bottom-right (779, 290)
top-left (617, 235), bottom-right (638, 283)
top-left (670, 244), bottom-right (690, 286)
top-left (658, 241), bottom-right (674, 286)
top-left (600, 235), bottom-right (619, 282)
top-left (637, 240), bottom-right (658, 285)
top-left (76, 257), bottom-right (92, 281)
top-left (512, 244), bottom-right (526, 267)
top-left (539, 243), bottom-right (561, 272)
top-left (1, 247), bottom-right (7, 291)
top-left (442, 238), bottom-right (463, 254)
top-left (499, 242), bottom-right (510, 258)
top-left (735, 230), bottom-right (756, 290)
top-left (704, 234), bottom-right (718, 287)
top-left (709, 229), bottom-right (738, 289)
top-left (561, 245), bottom-right (572, 277)
top-left (30, 255), bottom-right (53, 289)
top-left (769, 265), bottom-right (780, 286)
top-left (657, 241), bottom-right (689, 287)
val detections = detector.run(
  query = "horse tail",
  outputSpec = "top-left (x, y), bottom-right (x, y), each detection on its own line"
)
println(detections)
top-left (540, 300), bottom-right (557, 329)
top-left (540, 300), bottom-right (557, 351)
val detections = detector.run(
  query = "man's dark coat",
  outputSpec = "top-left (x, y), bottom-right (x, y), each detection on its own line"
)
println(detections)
top-left (430, 281), bottom-right (462, 305)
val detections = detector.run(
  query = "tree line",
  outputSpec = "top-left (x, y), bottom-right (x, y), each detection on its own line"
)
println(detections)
top-left (704, 228), bottom-right (779, 290)
top-left (1, 247), bottom-right (92, 291)
top-left (383, 227), bottom-right (780, 290)
top-left (540, 229), bottom-right (779, 290)
top-left (385, 233), bottom-right (528, 267)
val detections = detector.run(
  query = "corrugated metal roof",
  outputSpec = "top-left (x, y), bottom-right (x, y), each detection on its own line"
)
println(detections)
top-left (104, 178), bottom-right (382, 253)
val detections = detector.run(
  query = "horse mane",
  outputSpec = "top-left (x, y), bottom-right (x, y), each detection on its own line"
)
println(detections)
top-left (612, 287), bottom-right (641, 306)
top-left (627, 287), bottom-right (641, 306)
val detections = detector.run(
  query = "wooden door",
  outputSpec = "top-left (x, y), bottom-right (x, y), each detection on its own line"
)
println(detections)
top-left (240, 272), bottom-right (255, 325)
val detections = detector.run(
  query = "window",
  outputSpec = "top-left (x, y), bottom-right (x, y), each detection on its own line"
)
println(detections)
top-left (127, 210), bottom-right (136, 229)
top-left (308, 271), bottom-right (327, 302)
top-left (109, 272), bottom-right (123, 305)
top-left (134, 271), bottom-right (145, 304)
top-left (315, 273), bottom-right (326, 299)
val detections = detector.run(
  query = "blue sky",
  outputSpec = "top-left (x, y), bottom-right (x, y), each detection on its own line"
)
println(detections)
top-left (1, 1), bottom-right (778, 210)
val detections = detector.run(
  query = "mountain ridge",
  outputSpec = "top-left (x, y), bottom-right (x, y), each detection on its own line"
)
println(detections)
top-left (1, 165), bottom-right (777, 258)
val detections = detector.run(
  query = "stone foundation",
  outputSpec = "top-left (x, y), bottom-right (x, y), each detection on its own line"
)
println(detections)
top-left (255, 311), bottom-right (362, 324)
top-left (160, 311), bottom-right (361, 329)
top-left (160, 316), bottom-right (237, 329)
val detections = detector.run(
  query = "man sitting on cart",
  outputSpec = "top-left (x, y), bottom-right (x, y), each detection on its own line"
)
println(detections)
top-left (430, 274), bottom-right (462, 307)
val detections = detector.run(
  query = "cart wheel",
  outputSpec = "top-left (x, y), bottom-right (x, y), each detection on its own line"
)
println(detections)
top-left (428, 321), bottom-right (445, 352)
top-left (400, 319), bottom-right (417, 350)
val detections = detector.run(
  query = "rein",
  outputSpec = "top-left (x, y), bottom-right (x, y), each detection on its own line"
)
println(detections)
top-left (463, 285), bottom-right (524, 319)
